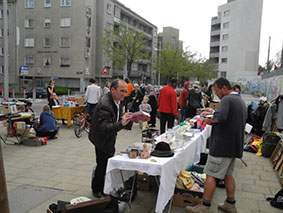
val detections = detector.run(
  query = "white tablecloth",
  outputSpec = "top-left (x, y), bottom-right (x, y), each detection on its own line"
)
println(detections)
top-left (104, 125), bottom-right (212, 213)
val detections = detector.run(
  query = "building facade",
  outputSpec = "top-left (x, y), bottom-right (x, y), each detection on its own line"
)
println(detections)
top-left (0, 0), bottom-right (17, 91)
top-left (96, 0), bottom-right (158, 84)
top-left (0, 0), bottom-right (157, 93)
top-left (209, 0), bottom-right (263, 81)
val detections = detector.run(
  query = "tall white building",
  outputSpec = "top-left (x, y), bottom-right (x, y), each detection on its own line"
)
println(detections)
top-left (209, 0), bottom-right (263, 81)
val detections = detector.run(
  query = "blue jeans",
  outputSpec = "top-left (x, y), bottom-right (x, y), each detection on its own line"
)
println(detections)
top-left (180, 107), bottom-right (187, 122)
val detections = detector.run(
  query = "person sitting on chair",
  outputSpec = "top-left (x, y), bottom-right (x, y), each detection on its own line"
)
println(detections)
top-left (35, 105), bottom-right (58, 139)
top-left (48, 93), bottom-right (66, 125)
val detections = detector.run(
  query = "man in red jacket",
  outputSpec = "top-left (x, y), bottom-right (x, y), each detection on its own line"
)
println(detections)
top-left (179, 81), bottom-right (190, 122)
top-left (158, 78), bottom-right (178, 134)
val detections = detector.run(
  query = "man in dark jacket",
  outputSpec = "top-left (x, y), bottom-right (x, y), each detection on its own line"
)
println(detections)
top-left (89, 79), bottom-right (132, 198)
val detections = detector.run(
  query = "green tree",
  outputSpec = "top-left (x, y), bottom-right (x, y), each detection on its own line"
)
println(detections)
top-left (190, 58), bottom-right (218, 81)
top-left (154, 46), bottom-right (195, 79)
top-left (101, 24), bottom-right (149, 78)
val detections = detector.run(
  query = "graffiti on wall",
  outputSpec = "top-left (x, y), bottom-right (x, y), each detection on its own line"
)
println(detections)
top-left (258, 76), bottom-right (283, 100)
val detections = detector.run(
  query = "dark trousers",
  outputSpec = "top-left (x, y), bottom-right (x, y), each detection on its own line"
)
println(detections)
top-left (160, 112), bottom-right (175, 134)
top-left (148, 96), bottom-right (157, 125)
top-left (91, 147), bottom-right (113, 193)
top-left (87, 103), bottom-right (97, 117)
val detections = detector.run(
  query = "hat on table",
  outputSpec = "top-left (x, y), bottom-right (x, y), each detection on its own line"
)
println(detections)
top-left (151, 142), bottom-right (174, 157)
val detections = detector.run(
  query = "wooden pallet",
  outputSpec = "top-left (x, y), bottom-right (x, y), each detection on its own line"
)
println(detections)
top-left (270, 140), bottom-right (283, 186)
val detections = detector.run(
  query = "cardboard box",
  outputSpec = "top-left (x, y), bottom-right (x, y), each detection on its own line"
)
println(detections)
top-left (2, 102), bottom-right (18, 114)
top-left (16, 128), bottom-right (30, 136)
top-left (16, 121), bottom-right (26, 130)
top-left (75, 98), bottom-right (84, 106)
top-left (173, 187), bottom-right (203, 207)
top-left (209, 102), bottom-right (219, 110)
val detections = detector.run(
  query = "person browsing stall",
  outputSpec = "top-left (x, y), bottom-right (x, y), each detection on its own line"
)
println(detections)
top-left (186, 77), bottom-right (247, 213)
top-left (35, 105), bottom-right (58, 139)
top-left (48, 93), bottom-right (66, 125)
top-left (158, 78), bottom-right (178, 134)
top-left (47, 80), bottom-right (55, 101)
top-left (88, 79), bottom-right (133, 198)
top-left (84, 78), bottom-right (102, 117)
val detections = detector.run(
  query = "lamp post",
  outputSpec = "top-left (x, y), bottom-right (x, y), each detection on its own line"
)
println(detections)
top-left (3, 0), bottom-right (9, 100)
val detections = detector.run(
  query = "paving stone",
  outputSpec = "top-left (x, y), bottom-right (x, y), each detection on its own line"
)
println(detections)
top-left (255, 180), bottom-right (281, 188)
top-left (235, 190), bottom-right (266, 201)
top-left (258, 200), bottom-right (283, 213)
top-left (242, 183), bottom-right (271, 194)
top-left (54, 182), bottom-right (83, 191)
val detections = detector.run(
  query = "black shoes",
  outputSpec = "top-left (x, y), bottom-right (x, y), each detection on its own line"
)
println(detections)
top-left (92, 191), bottom-right (106, 198)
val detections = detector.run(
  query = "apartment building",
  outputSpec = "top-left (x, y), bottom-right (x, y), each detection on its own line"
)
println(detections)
top-left (0, 0), bottom-right (17, 90)
top-left (1, 0), bottom-right (157, 92)
top-left (209, 0), bottom-right (263, 81)
top-left (96, 0), bottom-right (158, 84)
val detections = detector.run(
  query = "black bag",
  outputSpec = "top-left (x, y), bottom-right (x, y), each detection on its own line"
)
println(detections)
top-left (261, 133), bottom-right (281, 157)
top-left (188, 90), bottom-right (201, 109)
top-left (266, 189), bottom-right (283, 210)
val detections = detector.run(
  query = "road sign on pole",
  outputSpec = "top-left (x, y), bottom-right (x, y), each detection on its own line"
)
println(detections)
top-left (20, 66), bottom-right (29, 75)
top-left (101, 66), bottom-right (110, 75)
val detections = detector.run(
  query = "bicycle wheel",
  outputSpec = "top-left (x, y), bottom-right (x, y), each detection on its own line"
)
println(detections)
top-left (84, 121), bottom-right (90, 134)
top-left (74, 124), bottom-right (83, 138)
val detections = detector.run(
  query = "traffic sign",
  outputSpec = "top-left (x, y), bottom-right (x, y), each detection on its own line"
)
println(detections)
top-left (20, 66), bottom-right (28, 75)
top-left (101, 66), bottom-right (110, 75)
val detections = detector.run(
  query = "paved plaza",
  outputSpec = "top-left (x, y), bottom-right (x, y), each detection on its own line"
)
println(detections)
top-left (1, 94), bottom-right (282, 213)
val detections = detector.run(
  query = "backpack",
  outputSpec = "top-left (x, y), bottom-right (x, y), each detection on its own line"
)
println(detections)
top-left (266, 188), bottom-right (283, 210)
top-left (188, 90), bottom-right (201, 109)
top-left (261, 133), bottom-right (281, 157)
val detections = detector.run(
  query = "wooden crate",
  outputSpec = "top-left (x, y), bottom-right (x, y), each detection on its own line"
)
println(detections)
top-left (270, 140), bottom-right (283, 186)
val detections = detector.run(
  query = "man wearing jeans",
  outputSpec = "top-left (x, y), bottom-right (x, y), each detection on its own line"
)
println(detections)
top-left (186, 77), bottom-right (247, 213)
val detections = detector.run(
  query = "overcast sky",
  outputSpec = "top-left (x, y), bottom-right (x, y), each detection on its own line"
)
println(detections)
top-left (118, 0), bottom-right (283, 66)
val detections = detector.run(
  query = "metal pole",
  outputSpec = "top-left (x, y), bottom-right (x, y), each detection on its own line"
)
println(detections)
top-left (266, 36), bottom-right (271, 71)
top-left (3, 0), bottom-right (9, 100)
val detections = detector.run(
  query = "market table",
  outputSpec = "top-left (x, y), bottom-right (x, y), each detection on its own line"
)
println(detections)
top-left (52, 106), bottom-right (85, 128)
top-left (0, 113), bottom-right (35, 144)
top-left (104, 125), bottom-right (212, 213)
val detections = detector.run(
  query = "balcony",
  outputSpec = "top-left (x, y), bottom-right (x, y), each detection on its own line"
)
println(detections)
top-left (210, 30), bottom-right (220, 36)
top-left (209, 52), bottom-right (219, 58)
top-left (114, 17), bottom-right (120, 24)
top-left (210, 41), bottom-right (220, 47)
top-left (211, 17), bottom-right (221, 25)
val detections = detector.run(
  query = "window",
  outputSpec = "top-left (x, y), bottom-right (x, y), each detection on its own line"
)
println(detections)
top-left (0, 10), bottom-right (3, 18)
top-left (224, 10), bottom-right (230, 17)
top-left (223, 22), bottom-right (229, 29)
top-left (25, 0), bottom-right (34, 8)
top-left (221, 46), bottom-right (228, 52)
top-left (220, 71), bottom-right (227, 78)
top-left (107, 4), bottom-right (112, 14)
top-left (221, 58), bottom-right (228, 63)
top-left (60, 37), bottom-right (71, 47)
top-left (87, 17), bottom-right (91, 27)
top-left (44, 0), bottom-right (51, 8)
top-left (44, 18), bottom-right (51, 27)
top-left (25, 56), bottom-right (34, 66)
top-left (222, 34), bottom-right (229, 40)
top-left (86, 38), bottom-right (91, 48)
top-left (24, 38), bottom-right (34, 47)
top-left (60, 18), bottom-right (71, 27)
top-left (60, 56), bottom-right (70, 67)
top-left (44, 37), bottom-right (51, 47)
top-left (24, 18), bottom-right (34, 28)
top-left (43, 56), bottom-right (51, 66)
top-left (0, 65), bottom-right (3, 74)
top-left (61, 0), bottom-right (71, 7)
top-left (0, 48), bottom-right (3, 56)
top-left (0, 29), bottom-right (3, 37)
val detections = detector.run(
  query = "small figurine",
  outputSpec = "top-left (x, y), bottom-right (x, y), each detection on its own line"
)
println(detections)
top-left (140, 143), bottom-right (150, 159)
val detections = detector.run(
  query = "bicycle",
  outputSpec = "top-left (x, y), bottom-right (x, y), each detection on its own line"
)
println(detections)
top-left (73, 112), bottom-right (91, 138)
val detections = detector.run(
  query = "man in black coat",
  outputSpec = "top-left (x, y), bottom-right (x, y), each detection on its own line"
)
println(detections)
top-left (89, 79), bottom-right (132, 198)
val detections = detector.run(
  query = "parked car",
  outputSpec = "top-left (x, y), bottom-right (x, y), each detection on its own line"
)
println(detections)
top-left (25, 87), bottom-right (47, 98)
